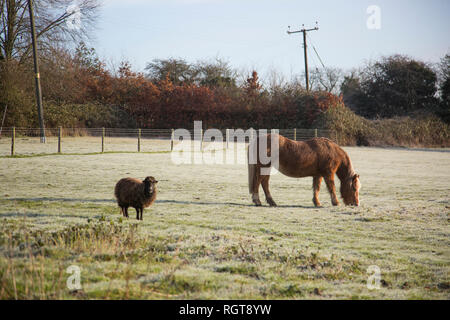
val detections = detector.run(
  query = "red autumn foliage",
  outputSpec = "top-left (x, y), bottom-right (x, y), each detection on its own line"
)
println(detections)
top-left (304, 92), bottom-right (345, 125)
top-left (105, 67), bottom-right (344, 129)
top-left (32, 48), bottom-right (345, 129)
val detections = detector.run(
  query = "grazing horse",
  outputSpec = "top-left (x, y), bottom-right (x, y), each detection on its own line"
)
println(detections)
top-left (248, 133), bottom-right (361, 207)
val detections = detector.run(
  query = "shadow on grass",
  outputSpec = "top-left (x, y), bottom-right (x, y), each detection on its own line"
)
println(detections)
top-left (156, 199), bottom-right (255, 207)
top-left (0, 211), bottom-right (98, 219)
top-left (6, 197), bottom-right (115, 203)
top-left (6, 197), bottom-right (249, 207)
top-left (4, 197), bottom-right (318, 209)
top-left (276, 204), bottom-right (317, 209)
top-left (158, 199), bottom-right (317, 209)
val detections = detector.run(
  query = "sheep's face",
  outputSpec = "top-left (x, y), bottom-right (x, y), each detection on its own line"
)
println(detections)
top-left (144, 176), bottom-right (158, 193)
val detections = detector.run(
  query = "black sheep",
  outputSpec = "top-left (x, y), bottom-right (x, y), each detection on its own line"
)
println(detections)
top-left (114, 176), bottom-right (158, 220)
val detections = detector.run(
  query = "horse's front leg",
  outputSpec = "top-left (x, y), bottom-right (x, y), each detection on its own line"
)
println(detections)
top-left (312, 176), bottom-right (322, 207)
top-left (324, 175), bottom-right (339, 206)
top-left (261, 175), bottom-right (277, 207)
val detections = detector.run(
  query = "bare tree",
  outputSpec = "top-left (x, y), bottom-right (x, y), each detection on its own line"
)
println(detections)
top-left (145, 58), bottom-right (197, 85)
top-left (0, 0), bottom-right (99, 63)
top-left (195, 57), bottom-right (237, 88)
top-left (309, 67), bottom-right (344, 94)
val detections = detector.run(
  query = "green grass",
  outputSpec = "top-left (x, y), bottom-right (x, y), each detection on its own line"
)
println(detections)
top-left (0, 142), bottom-right (449, 299)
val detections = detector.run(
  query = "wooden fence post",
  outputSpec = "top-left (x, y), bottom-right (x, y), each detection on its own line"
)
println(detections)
top-left (170, 129), bottom-right (174, 151)
top-left (58, 126), bottom-right (62, 153)
top-left (226, 128), bottom-right (229, 149)
top-left (11, 127), bottom-right (15, 156)
top-left (315, 128), bottom-right (318, 138)
top-left (200, 128), bottom-right (203, 152)
top-left (138, 128), bottom-right (141, 152)
top-left (294, 128), bottom-right (297, 141)
top-left (101, 127), bottom-right (105, 153)
top-left (0, 105), bottom-right (7, 138)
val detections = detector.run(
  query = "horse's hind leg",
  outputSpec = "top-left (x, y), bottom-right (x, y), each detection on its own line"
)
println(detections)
top-left (324, 175), bottom-right (339, 206)
top-left (252, 174), bottom-right (263, 206)
top-left (312, 176), bottom-right (322, 207)
top-left (261, 175), bottom-right (277, 207)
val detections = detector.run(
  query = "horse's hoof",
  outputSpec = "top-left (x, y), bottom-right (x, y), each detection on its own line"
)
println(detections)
top-left (313, 199), bottom-right (321, 207)
top-left (253, 200), bottom-right (262, 206)
top-left (267, 199), bottom-right (277, 207)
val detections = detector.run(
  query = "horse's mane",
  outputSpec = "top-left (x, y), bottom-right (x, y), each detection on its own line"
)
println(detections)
top-left (306, 137), bottom-right (355, 181)
top-left (336, 148), bottom-right (355, 181)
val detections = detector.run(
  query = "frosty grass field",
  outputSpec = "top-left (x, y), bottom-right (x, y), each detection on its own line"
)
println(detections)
top-left (0, 137), bottom-right (449, 299)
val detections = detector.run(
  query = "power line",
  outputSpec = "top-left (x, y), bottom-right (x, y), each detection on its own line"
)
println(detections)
top-left (305, 43), bottom-right (322, 90)
top-left (100, 17), bottom-right (163, 33)
top-left (307, 33), bottom-right (326, 69)
top-left (286, 22), bottom-right (319, 91)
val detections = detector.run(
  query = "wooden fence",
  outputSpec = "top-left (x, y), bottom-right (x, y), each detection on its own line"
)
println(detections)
top-left (0, 127), bottom-right (333, 156)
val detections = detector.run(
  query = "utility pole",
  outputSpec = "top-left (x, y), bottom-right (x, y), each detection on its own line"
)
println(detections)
top-left (27, 0), bottom-right (46, 143)
top-left (287, 22), bottom-right (319, 91)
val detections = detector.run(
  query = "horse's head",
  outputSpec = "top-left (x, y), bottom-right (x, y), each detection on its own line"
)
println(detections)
top-left (341, 174), bottom-right (361, 206)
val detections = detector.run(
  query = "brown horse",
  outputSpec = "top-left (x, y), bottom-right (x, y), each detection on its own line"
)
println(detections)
top-left (248, 133), bottom-right (360, 207)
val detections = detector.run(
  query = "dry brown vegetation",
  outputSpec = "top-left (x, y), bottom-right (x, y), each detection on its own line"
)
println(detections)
top-left (1, 45), bottom-right (449, 147)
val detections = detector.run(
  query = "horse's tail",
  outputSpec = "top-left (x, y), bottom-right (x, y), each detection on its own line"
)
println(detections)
top-left (248, 161), bottom-right (258, 194)
top-left (248, 138), bottom-right (259, 194)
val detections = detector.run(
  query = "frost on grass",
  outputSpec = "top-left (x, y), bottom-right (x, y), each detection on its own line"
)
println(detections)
top-left (0, 144), bottom-right (449, 299)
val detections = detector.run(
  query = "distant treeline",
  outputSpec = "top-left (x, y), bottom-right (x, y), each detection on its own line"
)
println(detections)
top-left (0, 43), bottom-right (449, 147)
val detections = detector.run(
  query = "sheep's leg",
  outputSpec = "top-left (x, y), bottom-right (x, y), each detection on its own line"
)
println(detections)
top-left (124, 207), bottom-right (129, 218)
top-left (135, 208), bottom-right (139, 220)
top-left (140, 208), bottom-right (143, 221)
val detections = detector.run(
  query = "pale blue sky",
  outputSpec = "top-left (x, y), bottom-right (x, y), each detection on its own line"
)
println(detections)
top-left (94, 0), bottom-right (450, 78)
